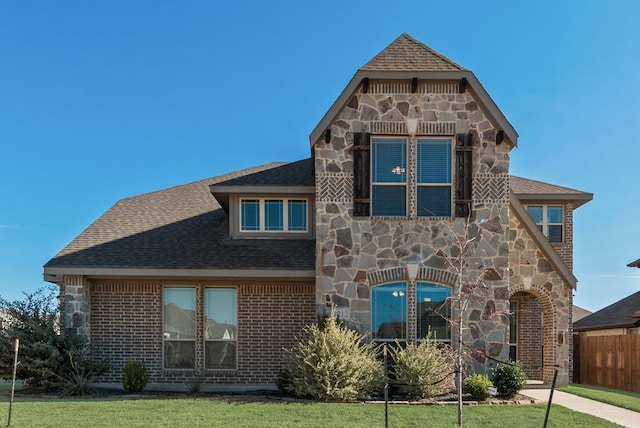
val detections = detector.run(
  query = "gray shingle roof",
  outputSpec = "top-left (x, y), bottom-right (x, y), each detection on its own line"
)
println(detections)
top-left (361, 33), bottom-right (466, 72)
top-left (574, 290), bottom-right (640, 331)
top-left (214, 158), bottom-right (314, 187)
top-left (510, 175), bottom-right (593, 208)
top-left (45, 162), bottom-right (315, 271)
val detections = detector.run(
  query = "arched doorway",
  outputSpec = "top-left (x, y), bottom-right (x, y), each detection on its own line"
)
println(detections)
top-left (509, 290), bottom-right (555, 383)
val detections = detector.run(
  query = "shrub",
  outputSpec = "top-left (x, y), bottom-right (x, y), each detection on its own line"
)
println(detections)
top-left (276, 367), bottom-right (293, 392)
top-left (122, 360), bottom-right (148, 393)
top-left (391, 336), bottom-right (455, 399)
top-left (283, 311), bottom-right (383, 401)
top-left (184, 376), bottom-right (205, 394)
top-left (55, 351), bottom-right (108, 396)
top-left (0, 286), bottom-right (107, 391)
top-left (491, 361), bottom-right (527, 398)
top-left (464, 373), bottom-right (493, 401)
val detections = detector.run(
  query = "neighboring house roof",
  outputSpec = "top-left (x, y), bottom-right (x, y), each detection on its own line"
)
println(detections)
top-left (310, 33), bottom-right (518, 148)
top-left (510, 176), bottom-right (593, 209)
top-left (573, 305), bottom-right (592, 323)
top-left (44, 162), bottom-right (316, 283)
top-left (574, 290), bottom-right (640, 332)
top-left (627, 258), bottom-right (640, 268)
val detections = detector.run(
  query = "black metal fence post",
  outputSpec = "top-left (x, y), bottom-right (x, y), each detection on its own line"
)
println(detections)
top-left (383, 343), bottom-right (389, 428)
top-left (543, 369), bottom-right (559, 428)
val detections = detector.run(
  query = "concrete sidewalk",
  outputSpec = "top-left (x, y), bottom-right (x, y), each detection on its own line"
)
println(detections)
top-left (522, 389), bottom-right (640, 428)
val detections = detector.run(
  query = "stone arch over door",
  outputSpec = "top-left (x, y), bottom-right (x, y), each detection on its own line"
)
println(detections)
top-left (509, 285), bottom-right (558, 384)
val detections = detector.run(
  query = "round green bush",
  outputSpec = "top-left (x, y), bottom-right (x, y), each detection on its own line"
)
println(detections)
top-left (122, 360), bottom-right (148, 393)
top-left (391, 336), bottom-right (455, 399)
top-left (490, 361), bottom-right (527, 398)
top-left (464, 373), bottom-right (493, 401)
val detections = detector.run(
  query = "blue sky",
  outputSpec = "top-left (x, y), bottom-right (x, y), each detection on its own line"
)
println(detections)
top-left (1, 1), bottom-right (639, 312)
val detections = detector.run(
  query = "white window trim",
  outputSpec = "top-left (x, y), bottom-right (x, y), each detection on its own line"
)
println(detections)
top-left (370, 135), bottom-right (455, 218)
top-left (371, 137), bottom-right (408, 218)
top-left (416, 137), bottom-right (454, 218)
top-left (239, 197), bottom-right (309, 233)
top-left (526, 205), bottom-right (563, 243)
top-left (163, 286), bottom-right (196, 370)
top-left (204, 287), bottom-right (238, 371)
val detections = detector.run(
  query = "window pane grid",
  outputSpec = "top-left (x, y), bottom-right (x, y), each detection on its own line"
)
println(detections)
top-left (163, 287), bottom-right (196, 369)
top-left (526, 205), bottom-right (563, 243)
top-left (240, 198), bottom-right (308, 232)
top-left (205, 288), bottom-right (237, 370)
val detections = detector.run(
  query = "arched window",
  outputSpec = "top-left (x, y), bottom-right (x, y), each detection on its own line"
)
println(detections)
top-left (416, 282), bottom-right (451, 343)
top-left (371, 282), bottom-right (407, 340)
top-left (371, 281), bottom-right (451, 342)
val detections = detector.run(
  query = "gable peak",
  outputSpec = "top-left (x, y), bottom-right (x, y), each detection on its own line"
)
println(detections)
top-left (361, 33), bottom-right (467, 72)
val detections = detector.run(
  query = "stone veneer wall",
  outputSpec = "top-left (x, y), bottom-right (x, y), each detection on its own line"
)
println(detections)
top-left (314, 81), bottom-right (513, 374)
top-left (84, 280), bottom-right (315, 388)
top-left (509, 212), bottom-right (573, 385)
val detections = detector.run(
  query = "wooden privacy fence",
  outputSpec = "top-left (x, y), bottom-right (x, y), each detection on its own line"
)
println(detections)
top-left (574, 334), bottom-right (640, 393)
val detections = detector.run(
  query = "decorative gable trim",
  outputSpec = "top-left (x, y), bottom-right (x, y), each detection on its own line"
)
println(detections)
top-left (369, 121), bottom-right (455, 135)
top-left (366, 81), bottom-right (460, 95)
top-left (474, 174), bottom-right (509, 204)
top-left (316, 173), bottom-right (352, 202)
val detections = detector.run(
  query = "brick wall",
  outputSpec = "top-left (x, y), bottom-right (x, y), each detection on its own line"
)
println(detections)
top-left (511, 292), bottom-right (543, 380)
top-left (552, 202), bottom-right (574, 270)
top-left (91, 280), bottom-right (315, 388)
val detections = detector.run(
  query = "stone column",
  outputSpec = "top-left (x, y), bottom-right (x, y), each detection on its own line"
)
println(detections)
top-left (61, 275), bottom-right (91, 339)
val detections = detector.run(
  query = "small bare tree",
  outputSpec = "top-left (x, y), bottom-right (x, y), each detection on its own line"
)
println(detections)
top-left (427, 215), bottom-right (508, 427)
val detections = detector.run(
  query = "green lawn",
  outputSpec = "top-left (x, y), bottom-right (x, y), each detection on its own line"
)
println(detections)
top-left (559, 384), bottom-right (640, 413)
top-left (0, 395), bottom-right (624, 427)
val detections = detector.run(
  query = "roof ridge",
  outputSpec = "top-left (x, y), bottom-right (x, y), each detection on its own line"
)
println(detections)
top-left (361, 33), bottom-right (467, 72)
top-left (398, 33), bottom-right (467, 70)
top-left (121, 162), bottom-right (289, 201)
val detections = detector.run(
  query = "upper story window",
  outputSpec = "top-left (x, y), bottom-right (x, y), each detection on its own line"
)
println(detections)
top-left (372, 138), bottom-right (407, 217)
top-left (527, 205), bottom-right (563, 243)
top-left (240, 198), bottom-right (308, 233)
top-left (417, 139), bottom-right (452, 217)
top-left (370, 137), bottom-right (453, 218)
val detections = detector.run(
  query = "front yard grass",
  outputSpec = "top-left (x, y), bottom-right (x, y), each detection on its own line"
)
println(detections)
top-left (0, 395), bottom-right (624, 427)
top-left (559, 384), bottom-right (640, 413)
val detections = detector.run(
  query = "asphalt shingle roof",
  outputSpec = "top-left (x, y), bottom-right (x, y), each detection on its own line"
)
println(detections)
top-left (361, 33), bottom-right (466, 72)
top-left (45, 161), bottom-right (316, 271)
top-left (214, 158), bottom-right (314, 187)
top-left (574, 290), bottom-right (640, 331)
top-left (45, 158), bottom-right (586, 274)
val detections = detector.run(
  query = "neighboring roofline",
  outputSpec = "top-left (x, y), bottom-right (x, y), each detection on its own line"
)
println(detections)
top-left (44, 267), bottom-right (316, 283)
top-left (309, 70), bottom-right (518, 148)
top-left (510, 190), bottom-right (578, 289)
top-left (627, 258), bottom-right (640, 268)
top-left (573, 321), bottom-right (640, 332)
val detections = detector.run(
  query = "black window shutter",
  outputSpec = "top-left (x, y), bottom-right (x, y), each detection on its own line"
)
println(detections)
top-left (455, 133), bottom-right (473, 217)
top-left (353, 132), bottom-right (371, 216)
